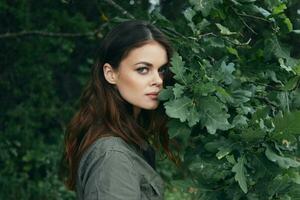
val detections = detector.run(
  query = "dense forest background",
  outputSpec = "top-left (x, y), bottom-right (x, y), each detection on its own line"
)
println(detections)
top-left (1, 0), bottom-right (300, 199)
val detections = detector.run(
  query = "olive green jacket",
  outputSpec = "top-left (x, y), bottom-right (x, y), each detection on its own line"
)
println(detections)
top-left (76, 136), bottom-right (164, 200)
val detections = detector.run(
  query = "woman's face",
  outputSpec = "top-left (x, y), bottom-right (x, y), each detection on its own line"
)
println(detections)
top-left (109, 41), bottom-right (168, 115)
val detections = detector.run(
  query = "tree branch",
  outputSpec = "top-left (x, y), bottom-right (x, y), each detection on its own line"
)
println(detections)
top-left (254, 95), bottom-right (279, 108)
top-left (0, 24), bottom-right (107, 39)
top-left (0, 30), bottom-right (95, 39)
top-left (230, 7), bottom-right (257, 35)
top-left (235, 11), bottom-right (270, 23)
top-left (104, 0), bottom-right (135, 19)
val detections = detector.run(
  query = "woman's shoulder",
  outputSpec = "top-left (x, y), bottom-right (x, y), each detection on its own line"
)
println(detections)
top-left (79, 135), bottom-right (147, 171)
top-left (81, 136), bottom-right (134, 162)
top-left (78, 136), bottom-right (132, 176)
top-left (76, 136), bottom-right (139, 195)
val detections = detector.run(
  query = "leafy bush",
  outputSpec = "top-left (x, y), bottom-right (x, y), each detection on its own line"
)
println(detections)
top-left (154, 0), bottom-right (300, 199)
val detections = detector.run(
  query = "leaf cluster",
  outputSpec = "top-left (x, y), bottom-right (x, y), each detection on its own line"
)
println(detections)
top-left (153, 0), bottom-right (300, 199)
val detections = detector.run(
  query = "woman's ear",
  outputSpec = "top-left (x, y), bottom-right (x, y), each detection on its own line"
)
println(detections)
top-left (103, 63), bottom-right (118, 84)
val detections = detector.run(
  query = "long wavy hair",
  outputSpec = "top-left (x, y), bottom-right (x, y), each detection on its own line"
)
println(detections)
top-left (62, 20), bottom-right (177, 190)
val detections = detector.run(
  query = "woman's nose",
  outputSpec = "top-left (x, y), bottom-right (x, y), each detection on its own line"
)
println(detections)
top-left (152, 70), bottom-right (163, 86)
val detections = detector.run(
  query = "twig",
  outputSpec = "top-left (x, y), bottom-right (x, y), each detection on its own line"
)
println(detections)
top-left (0, 24), bottom-right (108, 39)
top-left (254, 95), bottom-right (279, 107)
top-left (104, 0), bottom-right (135, 19)
top-left (246, 80), bottom-right (283, 90)
top-left (199, 31), bottom-right (251, 46)
top-left (235, 12), bottom-right (270, 23)
top-left (198, 32), bottom-right (217, 38)
top-left (230, 7), bottom-right (257, 34)
top-left (238, 16), bottom-right (257, 35)
top-left (0, 30), bottom-right (98, 39)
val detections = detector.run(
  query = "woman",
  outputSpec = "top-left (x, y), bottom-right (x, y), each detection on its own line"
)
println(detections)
top-left (63, 20), bottom-right (177, 200)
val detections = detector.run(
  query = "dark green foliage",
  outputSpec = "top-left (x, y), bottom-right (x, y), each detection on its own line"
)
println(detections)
top-left (154, 0), bottom-right (300, 199)
top-left (1, 0), bottom-right (300, 199)
top-left (0, 0), bottom-right (106, 199)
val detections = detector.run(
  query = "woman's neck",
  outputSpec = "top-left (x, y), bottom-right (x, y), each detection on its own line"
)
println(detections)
top-left (133, 107), bottom-right (141, 120)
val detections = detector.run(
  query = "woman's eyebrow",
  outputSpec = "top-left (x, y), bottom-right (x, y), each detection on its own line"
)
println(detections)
top-left (134, 61), bottom-right (153, 66)
top-left (134, 61), bottom-right (168, 68)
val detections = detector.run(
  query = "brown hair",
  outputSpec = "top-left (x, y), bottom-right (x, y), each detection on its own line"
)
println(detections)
top-left (62, 20), bottom-right (178, 190)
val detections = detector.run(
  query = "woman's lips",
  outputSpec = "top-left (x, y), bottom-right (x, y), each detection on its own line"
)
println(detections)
top-left (146, 94), bottom-right (158, 100)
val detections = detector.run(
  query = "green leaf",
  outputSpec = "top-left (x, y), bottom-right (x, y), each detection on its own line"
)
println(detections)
top-left (159, 86), bottom-right (173, 101)
top-left (189, 0), bottom-right (223, 17)
top-left (279, 58), bottom-right (294, 73)
top-left (170, 179), bottom-right (195, 191)
top-left (273, 111), bottom-right (300, 136)
top-left (164, 97), bottom-right (191, 121)
top-left (227, 47), bottom-right (240, 59)
top-left (293, 63), bottom-right (300, 75)
top-left (216, 146), bottom-right (232, 160)
top-left (237, 128), bottom-right (266, 142)
top-left (167, 119), bottom-right (191, 138)
top-left (221, 61), bottom-right (235, 85)
top-left (198, 96), bottom-right (232, 134)
top-left (164, 96), bottom-right (200, 127)
top-left (193, 82), bottom-right (216, 96)
top-left (170, 52), bottom-right (187, 84)
top-left (183, 7), bottom-right (196, 22)
top-left (204, 137), bottom-right (231, 153)
top-left (237, 105), bottom-right (255, 115)
top-left (232, 115), bottom-right (248, 127)
top-left (266, 70), bottom-right (282, 84)
top-left (226, 154), bottom-right (236, 165)
top-left (216, 86), bottom-right (234, 103)
top-left (188, 157), bottom-right (231, 183)
top-left (196, 18), bottom-right (211, 31)
top-left (273, 134), bottom-right (297, 152)
top-left (283, 17), bottom-right (293, 32)
top-left (173, 83), bottom-right (185, 99)
top-left (289, 171), bottom-right (300, 184)
top-left (282, 76), bottom-right (300, 91)
top-left (232, 89), bottom-right (252, 105)
top-left (272, 3), bottom-right (287, 15)
top-left (265, 35), bottom-right (299, 70)
top-left (265, 146), bottom-right (300, 169)
top-left (213, 61), bottom-right (236, 85)
top-left (291, 89), bottom-right (300, 108)
top-left (232, 156), bottom-right (248, 193)
top-left (251, 5), bottom-right (271, 17)
top-left (186, 106), bottom-right (201, 127)
top-left (221, 61), bottom-right (235, 74)
top-left (216, 23), bottom-right (237, 35)
top-left (292, 30), bottom-right (300, 34)
top-left (203, 36), bottom-right (225, 48)
top-left (267, 174), bottom-right (292, 197)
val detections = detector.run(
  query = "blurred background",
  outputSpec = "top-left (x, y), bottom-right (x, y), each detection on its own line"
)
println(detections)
top-left (0, 1), bottom-right (190, 199)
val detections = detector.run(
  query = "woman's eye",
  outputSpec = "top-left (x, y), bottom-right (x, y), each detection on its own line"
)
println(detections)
top-left (136, 67), bottom-right (149, 74)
